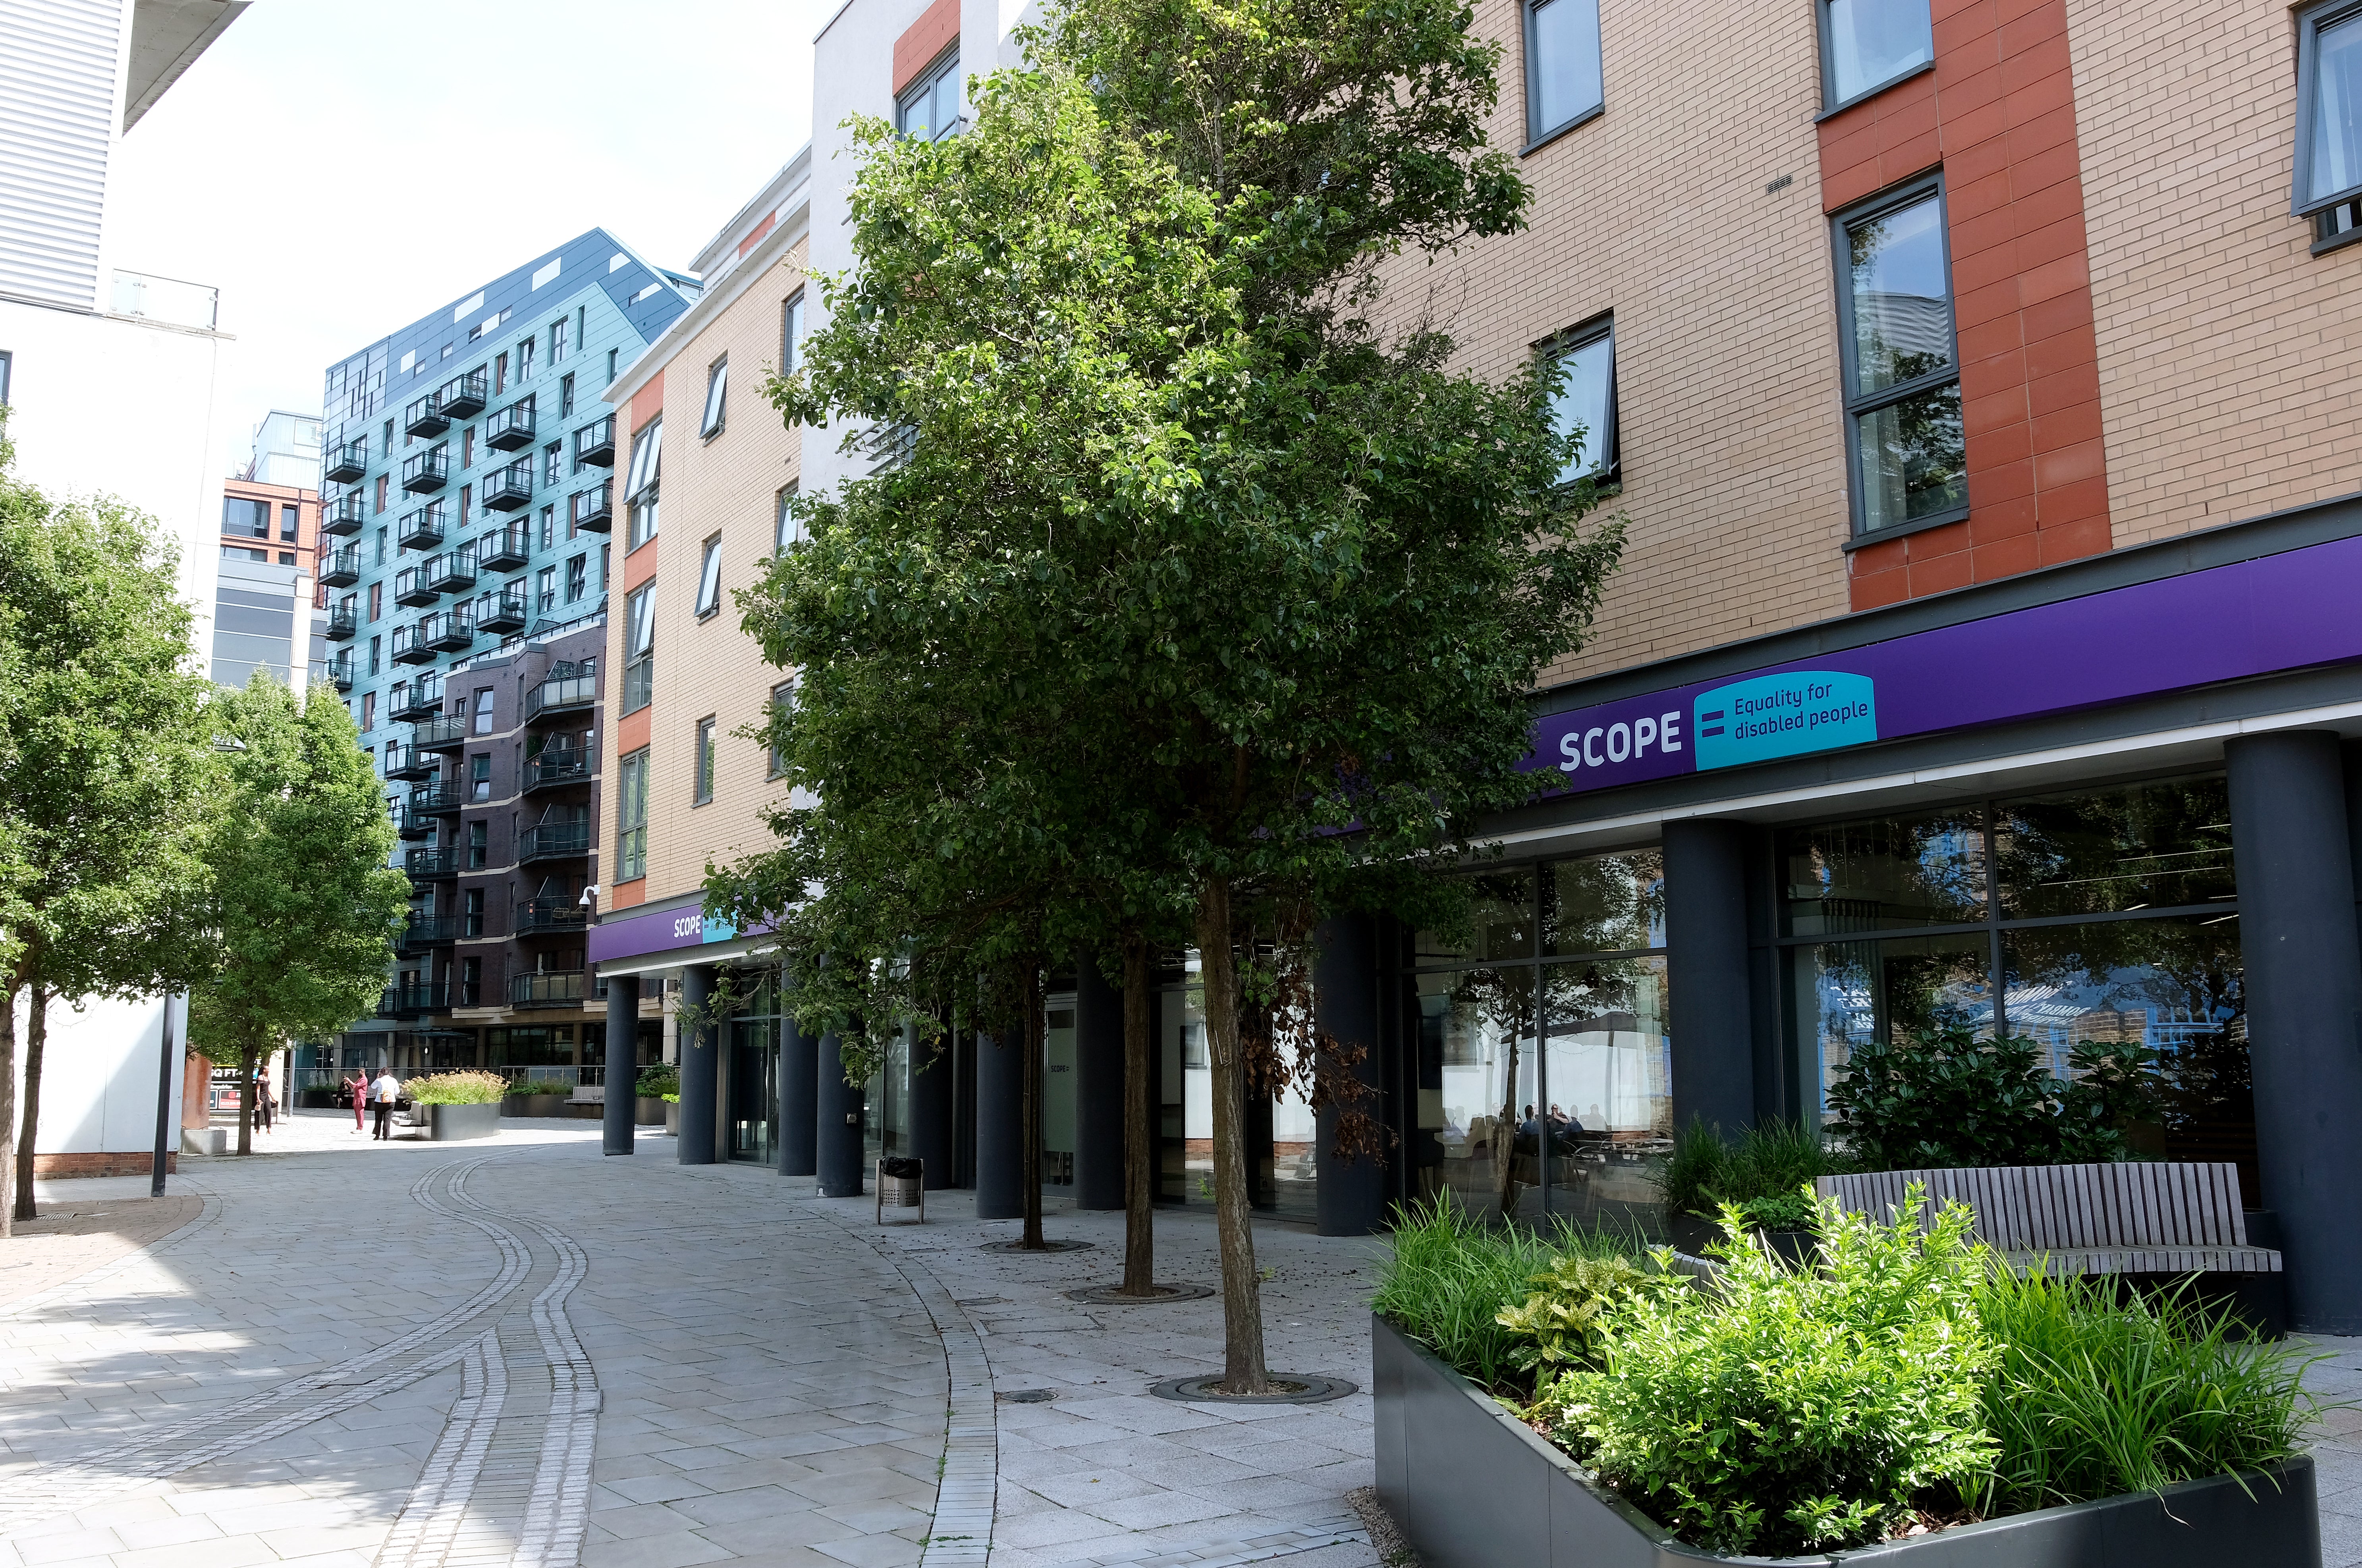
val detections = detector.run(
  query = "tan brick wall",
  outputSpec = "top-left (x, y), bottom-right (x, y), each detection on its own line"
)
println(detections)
top-left (2065, 0), bottom-right (2362, 544)
top-left (600, 243), bottom-right (808, 917)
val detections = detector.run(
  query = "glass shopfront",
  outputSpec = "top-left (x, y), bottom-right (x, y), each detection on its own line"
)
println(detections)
top-left (1159, 956), bottom-right (1321, 1224)
top-left (1413, 851), bottom-right (1672, 1227)
top-left (728, 968), bottom-right (788, 1164)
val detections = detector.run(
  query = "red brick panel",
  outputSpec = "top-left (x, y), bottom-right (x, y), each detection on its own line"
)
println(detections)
top-left (893, 0), bottom-right (961, 97)
top-left (1819, 0), bottom-right (2112, 610)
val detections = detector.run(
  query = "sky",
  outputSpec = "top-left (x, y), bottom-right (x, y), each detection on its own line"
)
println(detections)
top-left (107, 0), bottom-right (822, 475)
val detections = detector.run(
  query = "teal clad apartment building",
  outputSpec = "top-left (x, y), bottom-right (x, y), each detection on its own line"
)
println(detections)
top-left (319, 231), bottom-right (695, 1079)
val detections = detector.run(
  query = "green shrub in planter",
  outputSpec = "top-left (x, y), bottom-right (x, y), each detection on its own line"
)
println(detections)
top-left (636, 1064), bottom-right (679, 1099)
top-left (1827, 1022), bottom-right (2162, 1170)
top-left (508, 1078), bottom-right (574, 1097)
top-left (1494, 1253), bottom-right (1650, 1375)
top-left (407, 1071), bottom-right (508, 1105)
top-left (1655, 1117), bottom-right (1845, 1222)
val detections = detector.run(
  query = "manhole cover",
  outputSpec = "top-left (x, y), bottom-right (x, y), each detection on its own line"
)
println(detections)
top-left (1063, 1282), bottom-right (1215, 1305)
top-left (953, 1296), bottom-right (1006, 1307)
top-left (1149, 1373), bottom-right (1357, 1405)
top-left (978, 1238), bottom-right (1096, 1253)
top-left (997, 1389), bottom-right (1057, 1403)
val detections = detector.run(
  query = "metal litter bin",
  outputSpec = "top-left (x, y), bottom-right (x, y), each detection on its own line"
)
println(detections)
top-left (876, 1156), bottom-right (924, 1223)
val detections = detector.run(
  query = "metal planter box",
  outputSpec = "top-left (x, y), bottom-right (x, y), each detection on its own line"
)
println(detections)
top-left (423, 1101), bottom-right (501, 1141)
top-left (1370, 1313), bottom-right (2318, 1568)
top-left (636, 1095), bottom-right (666, 1126)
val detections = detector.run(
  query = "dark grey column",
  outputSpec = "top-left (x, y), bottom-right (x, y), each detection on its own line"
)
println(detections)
top-left (778, 1014), bottom-right (816, 1177)
top-left (1662, 819), bottom-right (1756, 1136)
top-left (814, 1030), bottom-right (864, 1197)
top-left (601, 974), bottom-right (639, 1156)
top-left (2227, 732), bottom-right (2362, 1334)
top-left (1315, 912), bottom-right (1386, 1236)
top-left (1072, 961), bottom-right (1125, 1210)
top-left (676, 965), bottom-right (718, 1165)
top-left (911, 1026), bottom-right (956, 1189)
top-left (975, 1030), bottom-right (1023, 1219)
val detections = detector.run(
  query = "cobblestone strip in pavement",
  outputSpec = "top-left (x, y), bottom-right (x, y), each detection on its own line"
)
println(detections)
top-left (376, 1333), bottom-right (507, 1568)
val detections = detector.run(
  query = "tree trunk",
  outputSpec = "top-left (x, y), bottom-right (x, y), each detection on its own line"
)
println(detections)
top-left (1120, 927), bottom-right (1156, 1296)
top-left (13, 984), bottom-right (49, 1222)
top-left (0, 975), bottom-right (18, 1238)
top-left (1196, 875), bottom-right (1268, 1393)
top-left (1019, 956), bottom-right (1045, 1249)
top-left (237, 1044), bottom-right (255, 1156)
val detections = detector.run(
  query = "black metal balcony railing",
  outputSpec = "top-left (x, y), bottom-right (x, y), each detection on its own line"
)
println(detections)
top-left (398, 503), bottom-right (446, 551)
top-left (524, 744), bottom-right (595, 792)
top-left (401, 447), bottom-right (452, 494)
top-left (383, 743), bottom-right (435, 781)
top-left (423, 607), bottom-right (474, 653)
top-left (515, 897), bottom-right (589, 935)
top-left (397, 916), bottom-right (457, 953)
top-left (477, 525), bottom-right (531, 571)
top-left (323, 494), bottom-right (368, 536)
top-left (410, 779), bottom-right (463, 815)
top-left (621, 655), bottom-right (654, 716)
top-left (485, 399), bottom-right (536, 451)
top-left (405, 845), bottom-right (458, 879)
top-left (390, 673), bottom-right (444, 720)
top-left (379, 983), bottom-right (447, 1019)
top-left (525, 673), bottom-right (597, 720)
top-left (573, 415), bottom-right (616, 467)
top-left (519, 821), bottom-right (591, 863)
top-left (321, 544), bottom-right (362, 587)
top-left (324, 440), bottom-right (369, 484)
top-left (325, 604), bottom-right (359, 642)
top-left (412, 714), bottom-right (467, 750)
top-left (394, 567), bottom-right (438, 608)
top-left (328, 651), bottom-right (355, 692)
top-left (390, 623), bottom-right (435, 665)
top-left (481, 461), bottom-right (533, 512)
top-left (510, 972), bottom-right (587, 1009)
top-left (477, 584), bottom-right (530, 635)
top-left (438, 368), bottom-right (488, 420)
top-left (425, 546), bottom-right (477, 594)
top-left (405, 391), bottom-right (451, 438)
top-left (395, 802), bottom-right (434, 840)
top-left (568, 479), bottom-right (612, 534)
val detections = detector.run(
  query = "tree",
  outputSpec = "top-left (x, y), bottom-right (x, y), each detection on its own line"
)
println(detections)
top-left (188, 676), bottom-right (407, 1155)
top-left (0, 430), bottom-right (212, 1231)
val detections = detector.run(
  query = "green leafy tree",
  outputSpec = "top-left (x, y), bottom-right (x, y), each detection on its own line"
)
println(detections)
top-left (188, 676), bottom-right (407, 1155)
top-left (0, 431), bottom-right (212, 1230)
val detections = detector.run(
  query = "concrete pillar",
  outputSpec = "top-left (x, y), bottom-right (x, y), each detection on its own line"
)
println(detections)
top-left (1662, 819), bottom-right (1756, 1136)
top-left (814, 1029), bottom-right (864, 1197)
top-left (601, 974), bottom-right (639, 1157)
top-left (2226, 732), bottom-right (2362, 1333)
top-left (676, 965), bottom-right (718, 1166)
top-left (911, 1026), bottom-right (956, 1189)
top-left (1315, 912), bottom-right (1386, 1236)
top-left (778, 1014), bottom-right (816, 1176)
top-left (975, 1030), bottom-right (1023, 1219)
top-left (1073, 962), bottom-right (1125, 1210)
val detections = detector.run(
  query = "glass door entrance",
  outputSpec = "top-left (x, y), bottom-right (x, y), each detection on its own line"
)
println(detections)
top-left (728, 1017), bottom-right (777, 1164)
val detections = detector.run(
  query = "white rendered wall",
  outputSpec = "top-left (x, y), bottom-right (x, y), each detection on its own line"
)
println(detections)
top-left (9, 990), bottom-right (185, 1160)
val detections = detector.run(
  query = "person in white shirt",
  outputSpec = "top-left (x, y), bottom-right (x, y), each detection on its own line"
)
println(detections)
top-left (370, 1071), bottom-right (403, 1140)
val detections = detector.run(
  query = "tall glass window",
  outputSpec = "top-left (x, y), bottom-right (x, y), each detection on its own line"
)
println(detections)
top-left (1820, 0), bottom-right (1934, 109)
top-left (1414, 851), bottom-right (1671, 1227)
top-left (898, 50), bottom-right (962, 141)
top-left (1544, 318), bottom-right (1616, 482)
top-left (2298, 0), bottom-right (2362, 241)
top-left (1523, 0), bottom-right (1603, 144)
top-left (728, 967), bottom-right (787, 1165)
top-left (693, 716), bottom-right (716, 805)
top-left (1835, 179), bottom-right (1966, 535)
top-left (616, 748), bottom-right (648, 881)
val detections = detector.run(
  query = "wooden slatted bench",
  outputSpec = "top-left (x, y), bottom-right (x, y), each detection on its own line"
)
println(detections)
top-left (1815, 1161), bottom-right (2281, 1276)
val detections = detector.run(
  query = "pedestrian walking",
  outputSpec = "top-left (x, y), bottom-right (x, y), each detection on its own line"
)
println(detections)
top-left (371, 1068), bottom-right (402, 1140)
top-left (255, 1071), bottom-right (274, 1134)
top-left (346, 1072), bottom-right (367, 1132)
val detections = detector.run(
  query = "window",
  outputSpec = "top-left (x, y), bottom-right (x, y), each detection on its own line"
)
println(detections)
top-left (471, 753), bottom-right (492, 802)
top-left (700, 357), bottom-right (728, 438)
top-left (367, 582), bottom-right (383, 622)
top-left (693, 716), bottom-right (716, 805)
top-left (361, 691), bottom-right (377, 731)
top-left (376, 526), bottom-right (388, 566)
top-left (495, 351), bottom-right (509, 393)
top-left (368, 634), bottom-right (382, 675)
top-left (460, 956), bottom-right (482, 1005)
top-left (0, 350), bottom-right (11, 405)
top-left (224, 496), bottom-right (268, 537)
top-left (608, 347), bottom-right (618, 381)
top-left (1523, 0), bottom-right (1602, 145)
top-left (694, 534), bottom-right (723, 617)
top-left (551, 318), bottom-right (569, 363)
top-left (768, 681), bottom-right (794, 777)
top-left (544, 441), bottom-right (562, 488)
top-left (468, 821), bottom-right (488, 869)
top-left (473, 686), bottom-right (495, 734)
top-left (519, 337), bottom-right (536, 380)
top-left (1818, 0), bottom-right (1934, 110)
top-left (462, 426), bottom-right (475, 469)
top-left (560, 372), bottom-right (575, 416)
top-left (280, 504), bottom-right (299, 542)
top-left (459, 484), bottom-right (473, 525)
top-left (1543, 317), bottom-right (1616, 482)
top-left (565, 554), bottom-right (587, 603)
top-left (390, 680), bottom-right (407, 716)
top-left (623, 581), bottom-right (656, 715)
top-left (898, 49), bottom-right (961, 141)
top-left (599, 543), bottom-right (611, 592)
top-left (278, 551), bottom-right (295, 565)
top-left (624, 417), bottom-right (661, 549)
top-left (1833, 179), bottom-right (1966, 536)
top-left (775, 482), bottom-right (802, 550)
top-left (540, 505), bottom-right (556, 550)
top-left (617, 748), bottom-right (648, 881)
top-left (374, 475), bottom-right (389, 513)
top-left (781, 291), bottom-right (805, 376)
top-left (464, 888), bottom-right (485, 937)
top-left (536, 566), bottom-right (557, 613)
top-left (2298, 0), bottom-right (2362, 244)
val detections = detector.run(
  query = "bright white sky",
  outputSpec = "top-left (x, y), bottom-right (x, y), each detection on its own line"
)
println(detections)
top-left (108, 0), bottom-right (821, 474)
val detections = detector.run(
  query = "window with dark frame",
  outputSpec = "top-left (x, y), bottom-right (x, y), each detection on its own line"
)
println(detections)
top-left (2297, 0), bottom-right (2362, 247)
top-left (781, 291), bottom-right (805, 376)
top-left (468, 819), bottom-right (487, 868)
top-left (700, 357), bottom-right (728, 438)
top-left (1817, 0), bottom-right (1934, 112)
top-left (898, 49), bottom-right (962, 141)
top-left (1542, 316), bottom-right (1617, 483)
top-left (617, 748), bottom-right (649, 881)
top-left (0, 350), bottom-right (12, 405)
top-left (693, 716), bottom-right (716, 805)
top-left (774, 481), bottom-right (802, 551)
top-left (1832, 176), bottom-right (1967, 538)
top-left (768, 681), bottom-right (794, 778)
top-left (694, 534), bottom-right (722, 618)
top-left (1522, 0), bottom-right (1602, 146)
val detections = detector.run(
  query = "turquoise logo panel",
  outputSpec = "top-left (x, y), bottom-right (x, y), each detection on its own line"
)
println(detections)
top-left (701, 914), bottom-right (737, 944)
top-left (1693, 671), bottom-right (1877, 771)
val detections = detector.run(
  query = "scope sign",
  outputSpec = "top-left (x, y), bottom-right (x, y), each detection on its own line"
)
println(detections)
top-left (1693, 671), bottom-right (1878, 771)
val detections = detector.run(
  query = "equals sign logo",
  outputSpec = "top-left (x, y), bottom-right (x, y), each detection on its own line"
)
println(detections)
top-left (1698, 708), bottom-right (1726, 737)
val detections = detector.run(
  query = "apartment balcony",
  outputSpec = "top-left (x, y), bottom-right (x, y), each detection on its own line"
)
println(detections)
top-left (524, 743), bottom-right (595, 793)
top-left (481, 461), bottom-right (533, 513)
top-left (378, 983), bottom-right (447, 1019)
top-left (323, 494), bottom-right (368, 536)
top-left (326, 604), bottom-right (358, 642)
top-left (398, 503), bottom-right (446, 551)
top-left (390, 623), bottom-right (436, 665)
top-left (396, 916), bottom-right (457, 955)
top-left (409, 779), bottom-right (463, 815)
top-left (477, 525), bottom-right (531, 571)
top-left (321, 544), bottom-right (362, 587)
top-left (401, 448), bottom-right (450, 494)
top-left (425, 546), bottom-right (477, 594)
top-left (568, 479), bottom-right (612, 534)
top-left (621, 655), bottom-right (653, 716)
top-left (405, 391), bottom-right (451, 438)
top-left (405, 845), bottom-right (458, 879)
top-left (383, 742), bottom-right (436, 782)
top-left (412, 714), bottom-right (467, 750)
top-left (510, 972), bottom-right (587, 1009)
top-left (328, 650), bottom-right (354, 692)
top-left (324, 440), bottom-right (368, 484)
top-left (525, 671), bottom-right (597, 721)
top-left (423, 608), bottom-right (474, 654)
top-left (476, 584), bottom-right (530, 635)
top-left (395, 802), bottom-right (434, 840)
top-left (391, 673), bottom-right (444, 720)
top-left (514, 897), bottom-right (589, 936)
top-left (518, 822), bottom-right (590, 864)
top-left (572, 415), bottom-right (615, 467)
top-left (438, 368), bottom-right (489, 419)
top-left (485, 400), bottom-right (536, 451)
top-left (393, 567), bottom-right (439, 608)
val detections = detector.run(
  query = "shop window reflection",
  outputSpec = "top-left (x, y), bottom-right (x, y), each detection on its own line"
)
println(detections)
top-left (1780, 806), bottom-right (1985, 935)
top-left (1994, 777), bottom-right (2235, 918)
top-left (1544, 849), bottom-right (1664, 956)
top-left (1791, 933), bottom-right (1993, 1124)
top-left (1414, 868), bottom-right (1537, 964)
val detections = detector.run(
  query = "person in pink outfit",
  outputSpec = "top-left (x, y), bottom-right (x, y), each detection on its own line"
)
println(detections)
top-left (346, 1072), bottom-right (367, 1132)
